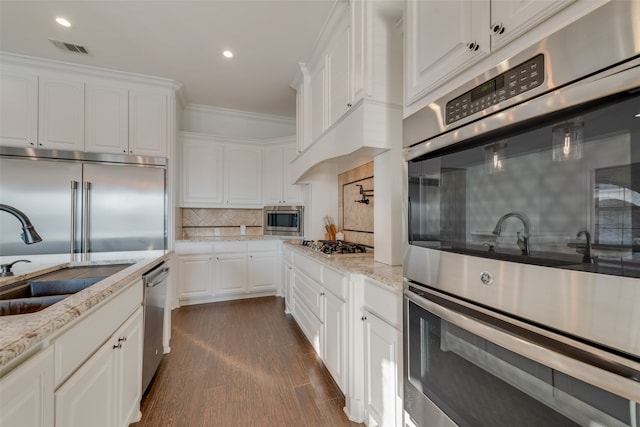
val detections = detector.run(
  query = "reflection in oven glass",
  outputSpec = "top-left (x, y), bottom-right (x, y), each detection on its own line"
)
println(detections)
top-left (408, 301), bottom-right (634, 426)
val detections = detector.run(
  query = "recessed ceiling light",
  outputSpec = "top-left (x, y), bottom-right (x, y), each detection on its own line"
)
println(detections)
top-left (56, 17), bottom-right (71, 27)
top-left (223, 50), bottom-right (233, 58)
top-left (635, 112), bottom-right (640, 118)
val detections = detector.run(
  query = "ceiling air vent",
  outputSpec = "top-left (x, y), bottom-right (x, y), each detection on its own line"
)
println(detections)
top-left (49, 38), bottom-right (90, 55)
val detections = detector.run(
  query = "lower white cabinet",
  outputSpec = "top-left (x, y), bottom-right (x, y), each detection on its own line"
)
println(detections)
top-left (363, 309), bottom-right (402, 427)
top-left (177, 253), bottom-right (214, 300)
top-left (55, 306), bottom-right (144, 427)
top-left (0, 346), bottom-right (54, 427)
top-left (215, 252), bottom-right (246, 295)
top-left (292, 271), bottom-right (324, 356)
top-left (323, 289), bottom-right (347, 391)
top-left (247, 251), bottom-right (277, 293)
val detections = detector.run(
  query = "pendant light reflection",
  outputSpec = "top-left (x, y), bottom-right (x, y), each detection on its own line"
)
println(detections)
top-left (485, 142), bottom-right (507, 174)
top-left (552, 120), bottom-right (583, 161)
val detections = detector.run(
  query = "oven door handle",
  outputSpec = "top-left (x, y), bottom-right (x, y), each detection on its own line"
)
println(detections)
top-left (405, 289), bottom-right (640, 403)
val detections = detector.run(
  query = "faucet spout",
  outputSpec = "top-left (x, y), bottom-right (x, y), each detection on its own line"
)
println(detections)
top-left (492, 212), bottom-right (530, 255)
top-left (0, 204), bottom-right (43, 244)
top-left (576, 230), bottom-right (593, 264)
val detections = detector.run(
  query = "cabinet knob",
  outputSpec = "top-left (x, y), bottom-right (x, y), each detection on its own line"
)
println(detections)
top-left (491, 23), bottom-right (505, 35)
top-left (29, 141), bottom-right (35, 146)
top-left (118, 336), bottom-right (127, 342)
top-left (347, 103), bottom-right (352, 107)
top-left (320, 292), bottom-right (325, 296)
top-left (113, 343), bottom-right (123, 349)
top-left (467, 41), bottom-right (479, 51)
top-left (123, 149), bottom-right (127, 153)
top-left (361, 315), bottom-right (367, 321)
top-left (216, 256), bottom-right (220, 260)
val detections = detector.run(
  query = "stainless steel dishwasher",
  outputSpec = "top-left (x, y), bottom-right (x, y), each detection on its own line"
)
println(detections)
top-left (141, 261), bottom-right (170, 393)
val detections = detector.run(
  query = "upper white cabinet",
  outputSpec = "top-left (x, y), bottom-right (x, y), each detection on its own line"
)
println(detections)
top-left (405, 0), bottom-right (578, 108)
top-left (181, 134), bottom-right (224, 206)
top-left (129, 90), bottom-right (168, 157)
top-left (0, 54), bottom-right (175, 158)
top-left (262, 143), bottom-right (304, 205)
top-left (405, 0), bottom-right (490, 105)
top-left (224, 144), bottom-right (262, 206)
top-left (310, 63), bottom-right (326, 142)
top-left (85, 84), bottom-right (129, 154)
top-left (38, 76), bottom-right (85, 151)
top-left (328, 23), bottom-right (351, 125)
top-left (0, 70), bottom-right (38, 148)
top-left (490, 0), bottom-right (575, 50)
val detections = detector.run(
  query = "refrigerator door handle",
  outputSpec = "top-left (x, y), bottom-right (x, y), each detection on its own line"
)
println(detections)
top-left (83, 181), bottom-right (91, 256)
top-left (70, 181), bottom-right (79, 256)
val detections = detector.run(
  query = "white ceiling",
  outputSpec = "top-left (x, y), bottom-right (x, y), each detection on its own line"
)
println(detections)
top-left (0, 0), bottom-right (336, 119)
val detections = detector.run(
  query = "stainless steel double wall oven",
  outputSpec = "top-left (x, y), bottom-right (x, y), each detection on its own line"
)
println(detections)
top-left (403, 2), bottom-right (640, 426)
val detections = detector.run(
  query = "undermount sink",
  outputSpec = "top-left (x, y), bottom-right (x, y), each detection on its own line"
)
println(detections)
top-left (0, 263), bottom-right (133, 316)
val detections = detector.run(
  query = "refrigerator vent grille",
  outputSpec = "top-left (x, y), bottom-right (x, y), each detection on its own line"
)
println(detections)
top-left (48, 39), bottom-right (90, 55)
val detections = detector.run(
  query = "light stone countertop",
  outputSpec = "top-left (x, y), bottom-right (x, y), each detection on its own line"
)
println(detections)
top-left (284, 242), bottom-right (403, 291)
top-left (176, 235), bottom-right (302, 243)
top-left (0, 250), bottom-right (172, 370)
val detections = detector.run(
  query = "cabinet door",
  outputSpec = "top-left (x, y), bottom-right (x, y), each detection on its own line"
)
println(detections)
top-left (38, 77), bottom-right (85, 150)
top-left (310, 63), bottom-right (326, 142)
top-left (247, 251), bottom-right (276, 293)
top-left (177, 254), bottom-right (214, 300)
top-left (129, 91), bottom-right (168, 157)
top-left (323, 291), bottom-right (346, 392)
top-left (0, 346), bottom-right (54, 427)
top-left (215, 253), bottom-right (246, 295)
top-left (85, 84), bottom-right (129, 154)
top-left (405, 0), bottom-right (490, 105)
top-left (350, 0), bottom-right (367, 103)
top-left (116, 307), bottom-right (144, 427)
top-left (224, 145), bottom-right (262, 206)
top-left (490, 0), bottom-right (575, 50)
top-left (55, 338), bottom-right (117, 427)
top-left (328, 24), bottom-right (350, 126)
top-left (181, 138), bottom-right (224, 206)
top-left (363, 311), bottom-right (402, 427)
top-left (282, 145), bottom-right (304, 204)
top-left (0, 70), bottom-right (38, 148)
top-left (262, 146), bottom-right (284, 205)
top-left (284, 263), bottom-right (294, 314)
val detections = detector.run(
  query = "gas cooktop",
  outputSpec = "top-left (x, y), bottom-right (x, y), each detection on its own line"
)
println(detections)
top-left (302, 240), bottom-right (371, 255)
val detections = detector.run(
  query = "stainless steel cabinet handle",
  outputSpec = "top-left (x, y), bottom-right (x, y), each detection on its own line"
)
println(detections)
top-left (82, 181), bottom-right (91, 256)
top-left (70, 181), bottom-right (78, 256)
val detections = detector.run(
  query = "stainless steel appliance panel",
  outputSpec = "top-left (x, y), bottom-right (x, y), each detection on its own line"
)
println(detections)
top-left (0, 157), bottom-right (82, 255)
top-left (264, 205), bottom-right (304, 236)
top-left (141, 262), bottom-right (169, 393)
top-left (83, 163), bottom-right (165, 253)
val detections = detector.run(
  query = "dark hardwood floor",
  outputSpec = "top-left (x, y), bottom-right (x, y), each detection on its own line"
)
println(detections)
top-left (132, 296), bottom-right (362, 427)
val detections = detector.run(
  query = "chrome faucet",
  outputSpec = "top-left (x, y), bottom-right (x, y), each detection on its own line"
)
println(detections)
top-left (576, 230), bottom-right (593, 264)
top-left (0, 204), bottom-right (42, 244)
top-left (492, 212), bottom-right (530, 255)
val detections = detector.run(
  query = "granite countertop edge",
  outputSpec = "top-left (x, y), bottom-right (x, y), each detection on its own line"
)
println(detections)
top-left (0, 251), bottom-right (172, 370)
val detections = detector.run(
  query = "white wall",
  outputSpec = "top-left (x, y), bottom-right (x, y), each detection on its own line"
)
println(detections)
top-left (298, 162), bottom-right (339, 240)
top-left (374, 146), bottom-right (403, 265)
top-left (183, 104), bottom-right (295, 139)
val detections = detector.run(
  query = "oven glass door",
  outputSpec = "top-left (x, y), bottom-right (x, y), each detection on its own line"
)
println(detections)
top-left (407, 90), bottom-right (640, 279)
top-left (405, 287), bottom-right (640, 427)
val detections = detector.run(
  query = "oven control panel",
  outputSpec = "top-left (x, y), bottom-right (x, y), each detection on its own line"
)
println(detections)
top-left (446, 54), bottom-right (545, 125)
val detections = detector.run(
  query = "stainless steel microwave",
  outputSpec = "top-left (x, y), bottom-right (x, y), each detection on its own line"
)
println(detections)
top-left (263, 206), bottom-right (303, 236)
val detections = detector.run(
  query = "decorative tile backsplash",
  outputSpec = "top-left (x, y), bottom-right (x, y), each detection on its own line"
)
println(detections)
top-left (181, 208), bottom-right (263, 238)
top-left (338, 162), bottom-right (374, 247)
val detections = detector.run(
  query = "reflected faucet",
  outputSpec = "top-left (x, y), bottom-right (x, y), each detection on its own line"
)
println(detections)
top-left (492, 212), bottom-right (530, 256)
top-left (576, 230), bottom-right (593, 264)
top-left (0, 204), bottom-right (42, 244)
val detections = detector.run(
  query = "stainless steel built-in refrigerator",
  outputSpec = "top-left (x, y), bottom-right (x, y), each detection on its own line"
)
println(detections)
top-left (0, 148), bottom-right (166, 256)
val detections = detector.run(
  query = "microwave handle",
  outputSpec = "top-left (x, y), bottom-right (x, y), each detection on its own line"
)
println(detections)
top-left (408, 195), bottom-right (414, 244)
top-left (405, 288), bottom-right (640, 403)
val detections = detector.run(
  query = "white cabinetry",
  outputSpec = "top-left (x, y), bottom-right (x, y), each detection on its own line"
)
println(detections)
top-left (328, 24), bottom-right (351, 125)
top-left (129, 90), bottom-right (168, 157)
top-left (0, 346), bottom-right (54, 427)
top-left (38, 76), bottom-right (85, 151)
top-left (363, 310), bottom-right (402, 427)
top-left (262, 143), bottom-right (304, 205)
top-left (215, 252), bottom-right (246, 295)
top-left (247, 250), bottom-right (277, 293)
top-left (0, 70), bottom-right (38, 148)
top-left (180, 133), bottom-right (263, 208)
top-left (85, 84), bottom-right (129, 154)
top-left (180, 135), bottom-right (224, 206)
top-left (56, 306), bottom-right (143, 427)
top-left (224, 144), bottom-right (262, 205)
top-left (405, 0), bottom-right (578, 108)
top-left (310, 64), bottom-right (326, 142)
top-left (176, 242), bottom-right (215, 305)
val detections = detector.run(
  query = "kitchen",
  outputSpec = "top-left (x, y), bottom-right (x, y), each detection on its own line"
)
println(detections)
top-left (1, 1), bottom-right (639, 427)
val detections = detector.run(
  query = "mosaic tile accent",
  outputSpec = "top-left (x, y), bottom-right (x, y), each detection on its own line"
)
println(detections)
top-left (181, 208), bottom-right (263, 239)
top-left (338, 163), bottom-right (374, 247)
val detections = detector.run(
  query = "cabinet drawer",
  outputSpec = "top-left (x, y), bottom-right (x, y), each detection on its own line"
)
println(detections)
top-left (53, 280), bottom-right (142, 387)
top-left (363, 278), bottom-right (402, 329)
top-left (293, 298), bottom-right (323, 356)
top-left (175, 242), bottom-right (213, 255)
top-left (214, 241), bottom-right (246, 253)
top-left (247, 240), bottom-right (278, 252)
top-left (295, 254), bottom-right (322, 284)
top-left (293, 271), bottom-right (323, 320)
top-left (323, 267), bottom-right (346, 300)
